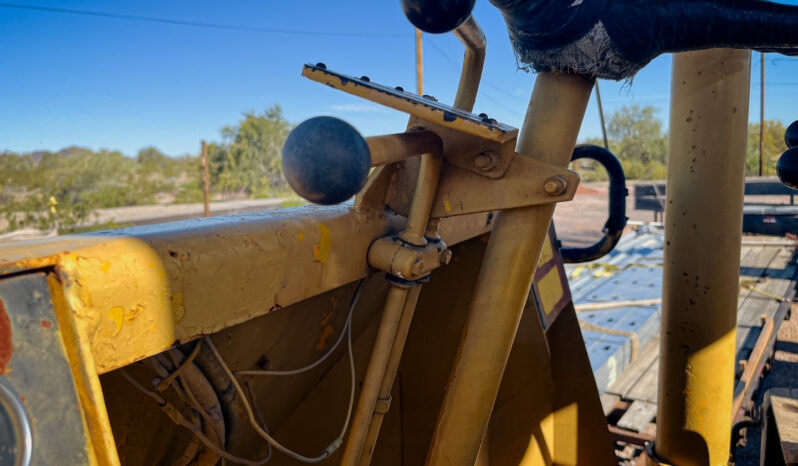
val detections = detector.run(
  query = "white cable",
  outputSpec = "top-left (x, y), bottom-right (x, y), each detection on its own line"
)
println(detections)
top-left (236, 282), bottom-right (362, 377)
top-left (203, 279), bottom-right (363, 463)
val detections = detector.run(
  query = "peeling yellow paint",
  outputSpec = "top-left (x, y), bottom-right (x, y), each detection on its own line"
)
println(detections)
top-left (312, 223), bottom-right (332, 263)
top-left (171, 292), bottom-right (185, 323)
top-left (443, 194), bottom-right (452, 213)
top-left (100, 262), bottom-right (111, 273)
top-left (107, 307), bottom-right (124, 336)
top-left (296, 232), bottom-right (305, 243)
top-left (125, 305), bottom-right (143, 324)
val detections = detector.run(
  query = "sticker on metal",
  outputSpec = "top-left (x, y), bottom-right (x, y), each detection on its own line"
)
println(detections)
top-left (530, 224), bottom-right (572, 329)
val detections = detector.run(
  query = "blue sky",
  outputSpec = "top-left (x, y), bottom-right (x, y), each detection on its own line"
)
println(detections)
top-left (2, 0), bottom-right (798, 157)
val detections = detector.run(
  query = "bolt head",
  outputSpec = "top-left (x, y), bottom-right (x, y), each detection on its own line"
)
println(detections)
top-left (473, 152), bottom-right (495, 171)
top-left (544, 176), bottom-right (567, 196)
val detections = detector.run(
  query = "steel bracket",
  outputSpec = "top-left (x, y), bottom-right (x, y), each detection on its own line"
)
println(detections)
top-left (429, 153), bottom-right (579, 218)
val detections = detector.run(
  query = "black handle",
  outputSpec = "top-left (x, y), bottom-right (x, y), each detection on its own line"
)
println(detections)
top-left (779, 121), bottom-right (798, 190)
top-left (401, 0), bottom-right (475, 34)
top-left (281, 116), bottom-right (372, 205)
top-left (560, 144), bottom-right (628, 264)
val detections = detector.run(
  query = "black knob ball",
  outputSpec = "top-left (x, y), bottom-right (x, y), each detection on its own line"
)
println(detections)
top-left (777, 147), bottom-right (798, 189)
top-left (785, 120), bottom-right (798, 148)
top-left (401, 0), bottom-right (475, 34)
top-left (282, 117), bottom-right (371, 205)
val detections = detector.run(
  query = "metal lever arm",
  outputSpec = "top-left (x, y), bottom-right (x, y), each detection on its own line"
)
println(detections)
top-left (281, 116), bottom-right (440, 205)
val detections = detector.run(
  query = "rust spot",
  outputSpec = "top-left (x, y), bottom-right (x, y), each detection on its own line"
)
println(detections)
top-left (0, 300), bottom-right (12, 375)
top-left (316, 324), bottom-right (335, 351)
top-left (41, 319), bottom-right (52, 329)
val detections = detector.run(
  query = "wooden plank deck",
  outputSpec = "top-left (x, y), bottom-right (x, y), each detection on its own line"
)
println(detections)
top-left (605, 241), bottom-right (798, 430)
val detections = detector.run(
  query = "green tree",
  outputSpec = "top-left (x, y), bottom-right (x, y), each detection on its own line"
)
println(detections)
top-left (209, 105), bottom-right (292, 197)
top-left (576, 105), bottom-right (668, 180)
top-left (745, 120), bottom-right (787, 176)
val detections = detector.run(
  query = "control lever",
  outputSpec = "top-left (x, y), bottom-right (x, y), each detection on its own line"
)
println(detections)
top-left (282, 116), bottom-right (441, 205)
top-left (401, 0), bottom-right (476, 34)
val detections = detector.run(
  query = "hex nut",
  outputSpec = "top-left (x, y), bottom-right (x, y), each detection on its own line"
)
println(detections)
top-left (440, 249), bottom-right (453, 265)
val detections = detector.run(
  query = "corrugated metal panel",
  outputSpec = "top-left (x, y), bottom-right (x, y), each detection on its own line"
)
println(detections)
top-left (565, 226), bottom-right (664, 393)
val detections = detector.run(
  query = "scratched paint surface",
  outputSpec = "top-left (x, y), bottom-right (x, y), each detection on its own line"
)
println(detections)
top-left (0, 204), bottom-right (493, 374)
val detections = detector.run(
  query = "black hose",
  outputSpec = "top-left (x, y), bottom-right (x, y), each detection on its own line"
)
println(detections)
top-left (560, 144), bottom-right (628, 263)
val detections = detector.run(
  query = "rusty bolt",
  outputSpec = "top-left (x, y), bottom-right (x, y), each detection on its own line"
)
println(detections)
top-left (473, 152), bottom-right (496, 171)
top-left (440, 249), bottom-right (453, 265)
top-left (411, 261), bottom-right (425, 276)
top-left (544, 176), bottom-right (568, 196)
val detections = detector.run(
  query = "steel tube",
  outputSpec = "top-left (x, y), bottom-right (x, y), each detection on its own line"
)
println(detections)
top-left (452, 16), bottom-right (486, 113)
top-left (652, 49), bottom-right (751, 466)
top-left (357, 284), bottom-right (423, 466)
top-left (341, 284), bottom-right (410, 465)
top-left (399, 151), bottom-right (443, 246)
top-left (366, 130), bottom-right (441, 167)
top-left (426, 72), bottom-right (594, 465)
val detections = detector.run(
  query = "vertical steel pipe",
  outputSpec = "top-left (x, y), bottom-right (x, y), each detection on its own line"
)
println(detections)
top-left (652, 49), bottom-right (751, 466)
top-left (400, 151), bottom-right (444, 246)
top-left (426, 72), bottom-right (594, 466)
top-left (357, 284), bottom-right (423, 466)
top-left (341, 284), bottom-right (410, 465)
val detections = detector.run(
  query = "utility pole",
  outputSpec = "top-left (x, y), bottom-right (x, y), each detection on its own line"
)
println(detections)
top-left (416, 29), bottom-right (423, 95)
top-left (760, 52), bottom-right (765, 176)
top-left (201, 140), bottom-right (210, 218)
top-left (595, 81), bottom-right (610, 151)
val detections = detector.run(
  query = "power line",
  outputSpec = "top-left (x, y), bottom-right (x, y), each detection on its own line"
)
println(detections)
top-left (425, 36), bottom-right (524, 117)
top-left (0, 2), bottom-right (408, 38)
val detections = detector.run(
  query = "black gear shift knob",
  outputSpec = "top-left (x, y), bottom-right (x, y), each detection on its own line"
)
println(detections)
top-left (282, 116), bottom-right (371, 205)
top-left (401, 0), bottom-right (476, 34)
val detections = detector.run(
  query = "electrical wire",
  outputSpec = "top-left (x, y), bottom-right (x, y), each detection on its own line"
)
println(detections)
top-left (119, 369), bottom-right (271, 466)
top-left (425, 35), bottom-right (524, 117)
top-left (0, 2), bottom-right (408, 38)
top-left (203, 279), bottom-right (363, 463)
top-left (122, 280), bottom-right (362, 463)
top-left (243, 380), bottom-right (273, 464)
top-left (236, 281), bottom-right (362, 377)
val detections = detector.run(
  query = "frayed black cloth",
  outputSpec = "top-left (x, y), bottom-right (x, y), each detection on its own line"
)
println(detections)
top-left (490, 0), bottom-right (798, 80)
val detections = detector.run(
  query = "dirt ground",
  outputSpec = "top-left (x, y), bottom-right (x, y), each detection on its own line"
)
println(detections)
top-left (557, 182), bottom-right (798, 466)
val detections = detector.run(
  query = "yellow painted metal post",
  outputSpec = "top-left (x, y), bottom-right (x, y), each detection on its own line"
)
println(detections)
top-left (202, 140), bottom-right (210, 218)
top-left (651, 49), bottom-right (751, 466)
top-left (426, 72), bottom-right (594, 466)
top-left (416, 29), bottom-right (423, 95)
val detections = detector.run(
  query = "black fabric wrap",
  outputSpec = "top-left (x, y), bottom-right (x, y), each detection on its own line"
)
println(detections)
top-left (490, 0), bottom-right (798, 80)
top-left (490, 0), bottom-right (607, 50)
